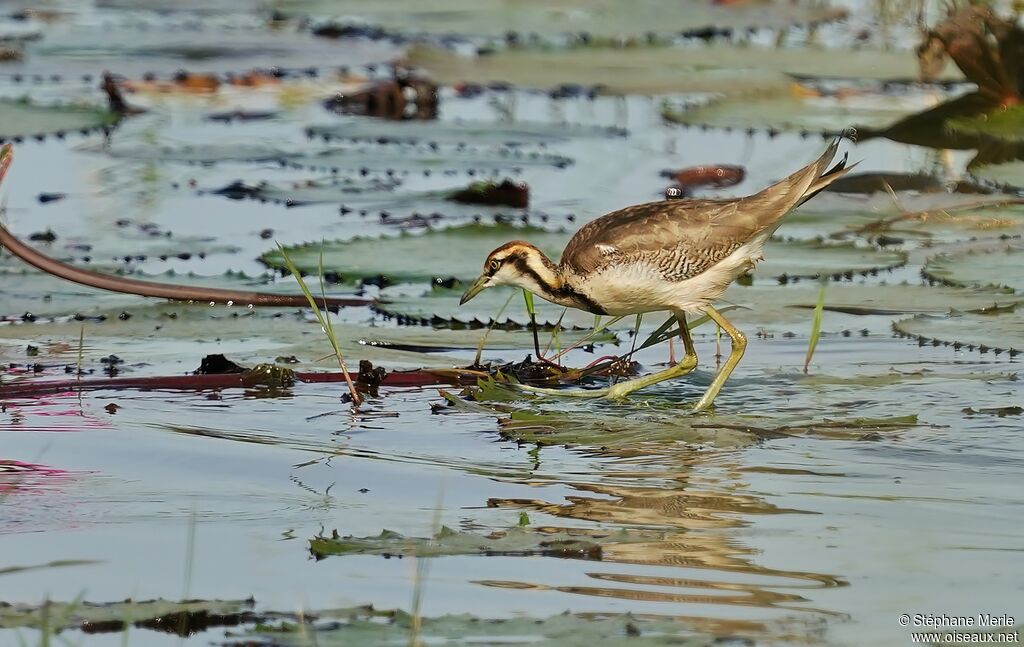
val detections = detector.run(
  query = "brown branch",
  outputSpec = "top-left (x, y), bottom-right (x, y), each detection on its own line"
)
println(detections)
top-left (0, 220), bottom-right (369, 308)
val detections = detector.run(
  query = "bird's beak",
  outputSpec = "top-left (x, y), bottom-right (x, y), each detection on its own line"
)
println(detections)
top-left (459, 275), bottom-right (489, 305)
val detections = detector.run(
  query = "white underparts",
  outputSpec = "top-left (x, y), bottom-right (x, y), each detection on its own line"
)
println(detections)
top-left (573, 231), bottom-right (773, 316)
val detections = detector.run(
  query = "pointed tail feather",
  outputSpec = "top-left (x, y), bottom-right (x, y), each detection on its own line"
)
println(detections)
top-left (743, 138), bottom-right (854, 231)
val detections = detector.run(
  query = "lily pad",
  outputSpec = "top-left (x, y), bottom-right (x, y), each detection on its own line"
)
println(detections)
top-left (226, 607), bottom-right (719, 647)
top-left (947, 105), bottom-right (1024, 143)
top-left (719, 282), bottom-right (1021, 331)
top-left (893, 308), bottom-right (1024, 354)
top-left (0, 597), bottom-right (254, 633)
top-left (662, 91), bottom-right (925, 135)
top-left (24, 26), bottom-right (397, 77)
top-left (406, 43), bottom-right (956, 96)
top-left (375, 285), bottom-right (601, 329)
top-left (923, 244), bottom-right (1024, 293)
top-left (207, 176), bottom-right (402, 205)
top-left (306, 119), bottom-right (627, 146)
top-left (309, 524), bottom-right (656, 560)
top-left (789, 193), bottom-right (1024, 242)
top-left (95, 141), bottom-right (292, 164)
top-left (970, 160), bottom-right (1024, 190)
top-left (288, 145), bottom-right (572, 173)
top-left (358, 327), bottom-right (617, 352)
top-left (490, 403), bottom-right (920, 448)
top-left (0, 99), bottom-right (118, 140)
top-left (260, 223), bottom-right (572, 284)
top-left (757, 239), bottom-right (907, 280)
top-left (274, 0), bottom-right (845, 40)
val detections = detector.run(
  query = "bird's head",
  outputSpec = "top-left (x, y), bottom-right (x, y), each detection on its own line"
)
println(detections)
top-left (459, 241), bottom-right (554, 305)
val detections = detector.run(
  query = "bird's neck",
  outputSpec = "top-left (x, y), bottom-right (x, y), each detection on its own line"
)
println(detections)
top-left (516, 251), bottom-right (575, 307)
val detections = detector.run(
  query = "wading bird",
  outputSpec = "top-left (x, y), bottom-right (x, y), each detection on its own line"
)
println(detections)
top-left (460, 139), bottom-right (852, 409)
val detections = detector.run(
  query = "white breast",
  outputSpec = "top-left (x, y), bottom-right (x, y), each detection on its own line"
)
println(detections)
top-left (574, 233), bottom-right (771, 316)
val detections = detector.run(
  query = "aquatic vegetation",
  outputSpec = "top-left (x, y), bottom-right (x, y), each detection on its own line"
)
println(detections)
top-left (0, 98), bottom-right (118, 140)
top-left (261, 223), bottom-right (572, 285)
top-left (2, 4), bottom-right (1023, 647)
top-left (923, 244), bottom-right (1024, 293)
top-left (894, 308), bottom-right (1024, 355)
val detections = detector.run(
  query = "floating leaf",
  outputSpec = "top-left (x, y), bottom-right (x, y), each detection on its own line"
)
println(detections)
top-left (208, 176), bottom-right (402, 205)
top-left (923, 245), bottom-right (1024, 293)
top-left (226, 607), bottom-right (719, 647)
top-left (261, 224), bottom-right (571, 285)
top-left (947, 105), bottom-right (1024, 143)
top-left (758, 240), bottom-right (907, 280)
top-left (96, 141), bottom-right (291, 164)
top-left (376, 285), bottom-right (599, 329)
top-left (0, 99), bottom-right (118, 139)
top-left (789, 194), bottom-right (1024, 242)
top-left (309, 524), bottom-right (655, 560)
top-left (358, 327), bottom-right (617, 352)
top-left (893, 308), bottom-right (1024, 354)
top-left (25, 26), bottom-right (397, 76)
top-left (287, 145), bottom-right (572, 173)
top-left (720, 282), bottom-right (1020, 330)
top-left (275, 0), bottom-right (845, 39)
top-left (307, 118), bottom-right (626, 146)
top-left (663, 91), bottom-right (925, 135)
top-left (0, 597), bottom-right (253, 633)
top-left (971, 160), bottom-right (1024, 190)
top-left (407, 43), bottom-right (955, 96)
top-left (495, 405), bottom-right (919, 448)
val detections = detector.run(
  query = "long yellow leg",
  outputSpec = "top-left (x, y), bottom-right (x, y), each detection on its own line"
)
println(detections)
top-left (693, 305), bottom-right (747, 411)
top-left (515, 312), bottom-right (698, 399)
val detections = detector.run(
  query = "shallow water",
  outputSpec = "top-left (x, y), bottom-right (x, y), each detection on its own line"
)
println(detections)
top-left (2, 3), bottom-right (1023, 646)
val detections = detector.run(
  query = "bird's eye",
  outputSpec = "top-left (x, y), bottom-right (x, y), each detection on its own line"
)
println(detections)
top-left (490, 260), bottom-right (501, 271)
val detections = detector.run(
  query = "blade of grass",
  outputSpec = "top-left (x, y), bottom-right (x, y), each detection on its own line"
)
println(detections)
top-left (542, 309), bottom-right (567, 359)
top-left (804, 279), bottom-right (827, 374)
top-left (409, 482), bottom-right (444, 647)
top-left (473, 291), bottom-right (516, 366)
top-left (76, 324), bottom-right (85, 381)
top-left (277, 242), bottom-right (362, 407)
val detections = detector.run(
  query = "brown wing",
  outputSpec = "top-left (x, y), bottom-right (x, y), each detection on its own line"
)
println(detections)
top-left (560, 199), bottom-right (754, 279)
top-left (560, 139), bottom-right (849, 280)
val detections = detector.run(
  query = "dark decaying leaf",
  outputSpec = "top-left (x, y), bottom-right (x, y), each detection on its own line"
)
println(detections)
top-left (0, 598), bottom-right (255, 635)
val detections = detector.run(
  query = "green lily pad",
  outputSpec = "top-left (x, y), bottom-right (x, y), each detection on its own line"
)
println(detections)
top-left (407, 43), bottom-right (956, 96)
top-left (719, 282), bottom-right (1021, 333)
top-left (0, 597), bottom-right (253, 632)
top-left (758, 239), bottom-right (907, 280)
top-left (789, 193), bottom-right (1024, 242)
top-left (275, 0), bottom-right (844, 39)
top-left (97, 141), bottom-right (291, 164)
top-left (970, 160), bottom-right (1024, 190)
top-left (947, 105), bottom-right (1024, 143)
top-left (489, 403), bottom-right (919, 448)
top-left (0, 99), bottom-right (118, 139)
top-left (306, 119), bottom-right (626, 146)
top-left (288, 146), bottom-right (572, 173)
top-left (261, 224), bottom-right (572, 284)
top-left (358, 327), bottom-right (617, 352)
top-left (376, 285), bottom-right (605, 329)
top-left (662, 92), bottom-right (920, 135)
top-left (309, 524), bottom-right (657, 560)
top-left (893, 308), bottom-right (1024, 354)
top-left (26, 26), bottom-right (397, 76)
top-left (923, 244), bottom-right (1024, 293)
top-left (227, 607), bottom-right (719, 647)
